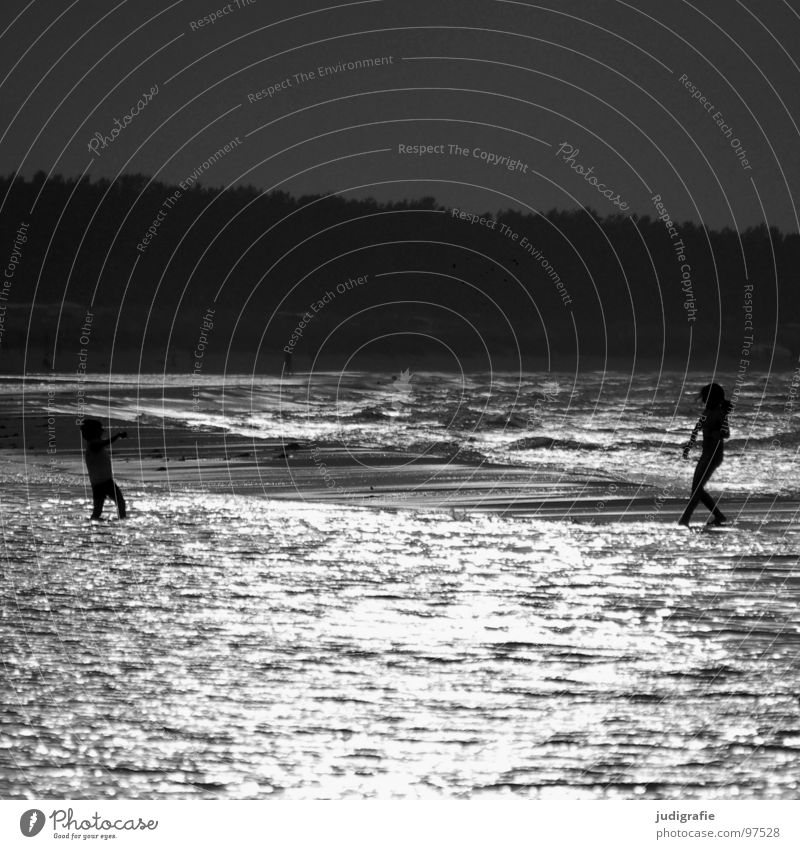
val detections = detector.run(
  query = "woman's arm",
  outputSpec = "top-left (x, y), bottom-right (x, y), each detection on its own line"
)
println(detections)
top-left (682, 414), bottom-right (705, 459)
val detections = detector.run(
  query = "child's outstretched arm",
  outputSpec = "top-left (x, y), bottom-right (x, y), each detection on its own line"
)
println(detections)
top-left (97, 431), bottom-right (128, 448)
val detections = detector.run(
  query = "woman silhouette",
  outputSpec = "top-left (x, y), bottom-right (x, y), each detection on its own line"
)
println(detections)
top-left (678, 382), bottom-right (732, 527)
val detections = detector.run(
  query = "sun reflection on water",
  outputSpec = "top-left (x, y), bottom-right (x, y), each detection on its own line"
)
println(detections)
top-left (2, 484), bottom-right (799, 799)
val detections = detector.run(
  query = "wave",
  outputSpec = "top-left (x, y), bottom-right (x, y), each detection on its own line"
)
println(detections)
top-left (506, 436), bottom-right (607, 451)
top-left (405, 440), bottom-right (488, 463)
top-left (729, 430), bottom-right (800, 448)
top-left (337, 406), bottom-right (394, 422)
top-left (482, 413), bottom-right (531, 429)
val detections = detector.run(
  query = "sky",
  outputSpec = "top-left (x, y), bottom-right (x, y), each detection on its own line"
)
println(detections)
top-left (2, 0), bottom-right (800, 232)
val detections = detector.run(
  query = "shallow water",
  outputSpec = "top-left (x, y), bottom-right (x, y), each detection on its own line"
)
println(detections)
top-left (3, 485), bottom-right (799, 799)
top-left (3, 371), bottom-right (800, 798)
top-left (10, 369), bottom-right (800, 496)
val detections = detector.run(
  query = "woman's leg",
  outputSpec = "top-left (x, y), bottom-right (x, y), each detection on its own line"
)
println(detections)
top-left (696, 488), bottom-right (726, 522)
top-left (679, 453), bottom-right (721, 524)
top-left (691, 455), bottom-right (726, 523)
top-left (679, 467), bottom-right (703, 524)
top-left (698, 487), bottom-right (724, 515)
top-left (699, 453), bottom-right (726, 522)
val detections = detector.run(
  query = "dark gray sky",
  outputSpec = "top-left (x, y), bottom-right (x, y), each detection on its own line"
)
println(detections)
top-left (3, 0), bottom-right (800, 231)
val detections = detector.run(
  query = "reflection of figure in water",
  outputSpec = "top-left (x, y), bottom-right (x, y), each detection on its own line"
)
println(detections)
top-left (80, 419), bottom-right (128, 520)
top-left (283, 350), bottom-right (293, 375)
top-left (678, 383), bottom-right (732, 527)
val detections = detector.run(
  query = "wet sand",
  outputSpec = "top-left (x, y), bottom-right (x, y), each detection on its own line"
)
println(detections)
top-left (4, 410), bottom-right (798, 526)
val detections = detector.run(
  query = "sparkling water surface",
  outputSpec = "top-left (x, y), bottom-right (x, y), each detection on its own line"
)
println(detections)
top-left (2, 371), bottom-right (799, 798)
top-left (9, 368), bottom-right (800, 495)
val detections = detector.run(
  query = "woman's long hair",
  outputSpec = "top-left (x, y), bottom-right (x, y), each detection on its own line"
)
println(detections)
top-left (699, 382), bottom-right (733, 413)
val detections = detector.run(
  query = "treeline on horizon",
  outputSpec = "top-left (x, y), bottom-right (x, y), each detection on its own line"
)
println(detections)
top-left (0, 171), bottom-right (796, 373)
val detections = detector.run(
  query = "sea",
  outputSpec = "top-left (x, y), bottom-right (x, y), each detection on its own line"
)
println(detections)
top-left (2, 370), bottom-right (799, 799)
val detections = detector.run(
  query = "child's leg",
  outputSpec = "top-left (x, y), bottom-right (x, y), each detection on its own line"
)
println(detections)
top-left (91, 483), bottom-right (106, 519)
top-left (111, 481), bottom-right (127, 518)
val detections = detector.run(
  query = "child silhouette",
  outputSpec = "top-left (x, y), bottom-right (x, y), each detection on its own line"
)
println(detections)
top-left (79, 419), bottom-right (128, 520)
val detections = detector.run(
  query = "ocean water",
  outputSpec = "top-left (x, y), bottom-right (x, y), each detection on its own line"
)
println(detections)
top-left (11, 368), bottom-right (800, 494)
top-left (2, 371), bottom-right (799, 798)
